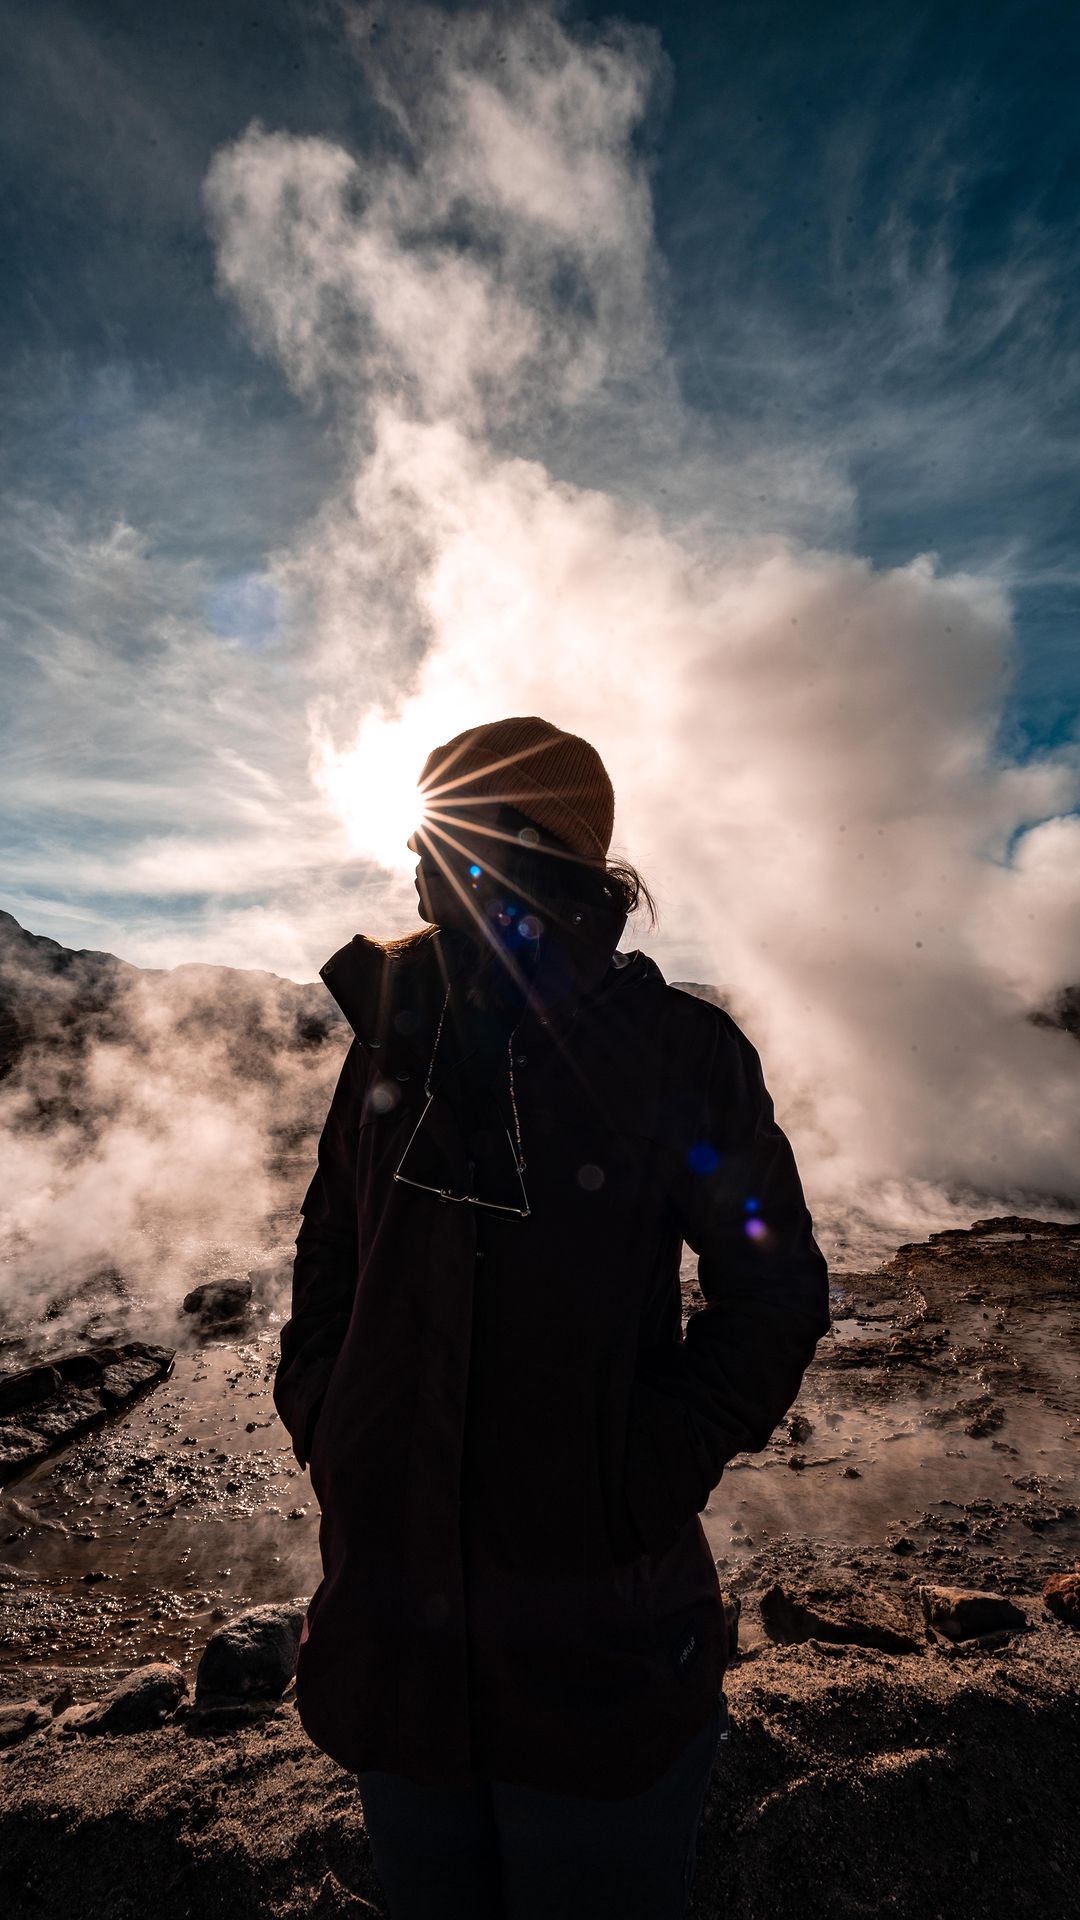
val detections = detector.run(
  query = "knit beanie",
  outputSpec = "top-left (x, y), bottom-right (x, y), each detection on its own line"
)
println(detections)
top-left (419, 716), bottom-right (615, 864)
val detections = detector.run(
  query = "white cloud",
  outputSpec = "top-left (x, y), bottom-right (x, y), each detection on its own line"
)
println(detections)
top-left (200, 2), bottom-right (1079, 1227)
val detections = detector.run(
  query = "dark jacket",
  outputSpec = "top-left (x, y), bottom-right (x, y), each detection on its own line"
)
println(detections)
top-left (274, 912), bottom-right (831, 1797)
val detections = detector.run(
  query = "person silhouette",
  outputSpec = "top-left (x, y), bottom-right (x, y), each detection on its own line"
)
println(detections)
top-left (276, 715), bottom-right (831, 1918)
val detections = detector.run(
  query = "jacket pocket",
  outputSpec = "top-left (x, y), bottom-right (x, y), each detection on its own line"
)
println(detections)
top-left (305, 1385), bottom-right (335, 1503)
top-left (305, 1402), bottom-right (323, 1492)
top-left (621, 1377), bottom-right (712, 1558)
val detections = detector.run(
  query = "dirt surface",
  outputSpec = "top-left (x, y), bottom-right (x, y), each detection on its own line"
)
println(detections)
top-left (1, 1214), bottom-right (1078, 1917)
top-left (2, 1628), bottom-right (1077, 1920)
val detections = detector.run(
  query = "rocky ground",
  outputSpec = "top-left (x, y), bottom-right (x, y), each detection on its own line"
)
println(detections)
top-left (0, 1215), bottom-right (1078, 1918)
top-left (1, 1621), bottom-right (1076, 1920)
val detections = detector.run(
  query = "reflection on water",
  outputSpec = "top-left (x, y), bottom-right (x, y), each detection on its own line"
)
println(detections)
top-left (701, 1385), bottom-right (1078, 1559)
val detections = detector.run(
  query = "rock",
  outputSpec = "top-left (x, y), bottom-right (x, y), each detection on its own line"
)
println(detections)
top-left (917, 1584), bottom-right (1030, 1642)
top-left (127, 1341), bottom-right (174, 1366)
top-left (19, 1386), bottom-right (108, 1445)
top-left (51, 1348), bottom-right (122, 1387)
top-left (1042, 1565), bottom-right (1080, 1626)
top-left (788, 1412), bottom-right (814, 1444)
top-left (924, 1625), bottom-right (1022, 1658)
top-left (195, 1601), bottom-right (306, 1706)
top-left (51, 1663), bottom-right (187, 1736)
top-left (247, 1258), bottom-right (292, 1296)
top-left (50, 1703), bottom-right (103, 1737)
top-left (0, 1701), bottom-right (53, 1748)
top-left (0, 1365), bottom-right (63, 1416)
top-left (95, 1662), bottom-right (187, 1731)
top-left (968, 1214), bottom-right (1080, 1237)
top-left (0, 1342), bottom-right (174, 1485)
top-left (182, 1280), bottom-right (252, 1324)
top-left (722, 1591), bottom-right (741, 1654)
top-left (0, 1425), bottom-right (42, 1474)
top-left (758, 1579), bottom-right (921, 1654)
top-left (963, 1402), bottom-right (1007, 1438)
top-left (99, 1354), bottom-right (169, 1403)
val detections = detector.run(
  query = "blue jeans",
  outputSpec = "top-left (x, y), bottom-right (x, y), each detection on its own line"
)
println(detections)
top-left (355, 1700), bottom-right (725, 1919)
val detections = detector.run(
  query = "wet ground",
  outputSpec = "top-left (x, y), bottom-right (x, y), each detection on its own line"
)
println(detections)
top-left (704, 1217), bottom-right (1080, 1644)
top-left (0, 1334), bottom-right (315, 1686)
top-left (0, 1226), bottom-right (319, 1698)
top-left (1, 1214), bottom-right (1077, 1704)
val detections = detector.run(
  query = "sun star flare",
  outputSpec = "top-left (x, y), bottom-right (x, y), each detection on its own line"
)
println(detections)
top-left (313, 709), bottom-right (431, 874)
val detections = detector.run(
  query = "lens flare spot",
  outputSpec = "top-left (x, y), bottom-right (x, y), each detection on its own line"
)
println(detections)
top-left (688, 1142), bottom-right (721, 1175)
top-left (744, 1217), bottom-right (768, 1241)
top-left (577, 1164), bottom-right (605, 1191)
top-left (743, 1196), bottom-right (760, 1213)
top-left (469, 864), bottom-right (482, 877)
top-left (366, 1080), bottom-right (401, 1117)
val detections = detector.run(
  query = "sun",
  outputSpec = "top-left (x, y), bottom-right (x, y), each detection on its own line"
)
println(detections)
top-left (313, 707), bottom-right (431, 875)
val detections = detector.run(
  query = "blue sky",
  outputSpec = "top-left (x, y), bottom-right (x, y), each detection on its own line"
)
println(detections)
top-left (638, 0), bottom-right (1080, 758)
top-left (2, 0), bottom-right (1077, 982)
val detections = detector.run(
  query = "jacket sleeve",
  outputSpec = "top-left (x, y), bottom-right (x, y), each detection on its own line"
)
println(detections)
top-left (273, 1034), bottom-right (368, 1470)
top-left (620, 1011), bottom-right (831, 1557)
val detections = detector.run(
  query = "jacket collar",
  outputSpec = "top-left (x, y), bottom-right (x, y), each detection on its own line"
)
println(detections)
top-left (319, 918), bottom-right (665, 1072)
